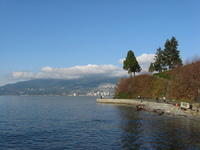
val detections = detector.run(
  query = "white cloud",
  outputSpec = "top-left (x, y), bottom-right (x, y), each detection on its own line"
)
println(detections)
top-left (12, 71), bottom-right (35, 79)
top-left (11, 54), bottom-right (155, 80)
top-left (119, 58), bottom-right (125, 64)
top-left (119, 53), bottom-right (155, 73)
top-left (12, 64), bottom-right (127, 80)
top-left (137, 53), bottom-right (155, 64)
top-left (137, 53), bottom-right (155, 72)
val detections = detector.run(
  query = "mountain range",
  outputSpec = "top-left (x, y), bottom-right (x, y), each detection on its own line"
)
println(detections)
top-left (0, 77), bottom-right (120, 96)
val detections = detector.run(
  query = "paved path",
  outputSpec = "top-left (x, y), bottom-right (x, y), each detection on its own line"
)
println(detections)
top-left (97, 98), bottom-right (200, 120)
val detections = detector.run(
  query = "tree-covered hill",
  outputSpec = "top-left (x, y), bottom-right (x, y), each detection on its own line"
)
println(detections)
top-left (114, 61), bottom-right (200, 101)
top-left (0, 77), bottom-right (119, 96)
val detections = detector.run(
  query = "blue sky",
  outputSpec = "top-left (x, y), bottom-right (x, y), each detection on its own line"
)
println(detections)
top-left (0, 0), bottom-right (200, 86)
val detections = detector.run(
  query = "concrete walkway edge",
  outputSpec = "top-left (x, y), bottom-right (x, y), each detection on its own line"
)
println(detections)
top-left (96, 99), bottom-right (200, 121)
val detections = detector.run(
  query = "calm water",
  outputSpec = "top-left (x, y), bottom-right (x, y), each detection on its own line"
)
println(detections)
top-left (0, 96), bottom-right (200, 149)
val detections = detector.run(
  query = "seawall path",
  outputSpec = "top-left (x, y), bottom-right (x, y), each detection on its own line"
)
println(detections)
top-left (96, 98), bottom-right (200, 121)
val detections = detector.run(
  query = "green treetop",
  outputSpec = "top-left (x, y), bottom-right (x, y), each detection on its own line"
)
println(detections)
top-left (153, 47), bottom-right (166, 72)
top-left (163, 36), bottom-right (182, 70)
top-left (152, 36), bottom-right (182, 72)
top-left (123, 50), bottom-right (141, 78)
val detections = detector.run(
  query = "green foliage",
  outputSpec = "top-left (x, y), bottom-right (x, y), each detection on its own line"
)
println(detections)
top-left (153, 47), bottom-right (165, 72)
top-left (153, 37), bottom-right (182, 72)
top-left (163, 37), bottom-right (182, 70)
top-left (154, 72), bottom-right (170, 80)
top-left (123, 50), bottom-right (141, 77)
top-left (116, 92), bottom-right (128, 99)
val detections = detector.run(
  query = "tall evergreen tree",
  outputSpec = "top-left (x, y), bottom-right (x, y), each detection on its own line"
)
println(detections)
top-left (153, 47), bottom-right (165, 72)
top-left (163, 36), bottom-right (182, 70)
top-left (123, 50), bottom-right (141, 78)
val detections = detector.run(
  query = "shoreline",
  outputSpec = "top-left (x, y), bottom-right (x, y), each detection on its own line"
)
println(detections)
top-left (96, 98), bottom-right (200, 121)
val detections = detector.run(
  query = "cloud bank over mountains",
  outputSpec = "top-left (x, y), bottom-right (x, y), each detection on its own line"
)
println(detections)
top-left (12, 64), bottom-right (126, 80)
top-left (11, 54), bottom-right (155, 80)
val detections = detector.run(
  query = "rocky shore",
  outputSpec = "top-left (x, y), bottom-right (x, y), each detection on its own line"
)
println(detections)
top-left (96, 98), bottom-right (200, 121)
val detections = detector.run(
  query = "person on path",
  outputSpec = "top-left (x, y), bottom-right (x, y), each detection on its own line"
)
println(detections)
top-left (163, 96), bottom-right (166, 103)
top-left (156, 96), bottom-right (159, 103)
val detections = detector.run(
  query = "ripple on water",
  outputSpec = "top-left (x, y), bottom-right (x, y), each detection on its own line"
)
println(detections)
top-left (0, 96), bottom-right (200, 149)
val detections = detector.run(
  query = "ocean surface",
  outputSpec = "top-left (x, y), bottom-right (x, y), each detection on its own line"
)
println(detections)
top-left (0, 96), bottom-right (200, 149)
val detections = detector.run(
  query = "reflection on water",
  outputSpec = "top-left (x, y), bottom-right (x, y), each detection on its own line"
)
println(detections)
top-left (116, 105), bottom-right (200, 149)
top-left (0, 96), bottom-right (200, 149)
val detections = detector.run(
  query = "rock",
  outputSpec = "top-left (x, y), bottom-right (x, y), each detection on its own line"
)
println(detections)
top-left (154, 109), bottom-right (164, 115)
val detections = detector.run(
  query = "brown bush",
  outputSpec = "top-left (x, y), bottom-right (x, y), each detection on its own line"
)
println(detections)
top-left (170, 61), bottom-right (200, 100)
top-left (115, 61), bottom-right (200, 101)
top-left (114, 75), bottom-right (167, 99)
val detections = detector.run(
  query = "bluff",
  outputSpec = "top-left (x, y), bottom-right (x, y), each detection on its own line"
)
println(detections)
top-left (114, 61), bottom-right (200, 101)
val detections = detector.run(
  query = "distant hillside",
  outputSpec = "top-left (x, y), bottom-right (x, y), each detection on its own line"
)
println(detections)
top-left (0, 77), bottom-right (119, 96)
top-left (114, 61), bottom-right (200, 101)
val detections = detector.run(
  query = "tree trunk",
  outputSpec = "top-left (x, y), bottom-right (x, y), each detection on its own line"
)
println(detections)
top-left (130, 72), bottom-right (132, 78)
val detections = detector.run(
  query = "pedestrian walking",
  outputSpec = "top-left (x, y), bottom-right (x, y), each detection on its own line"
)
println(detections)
top-left (156, 96), bottom-right (159, 102)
